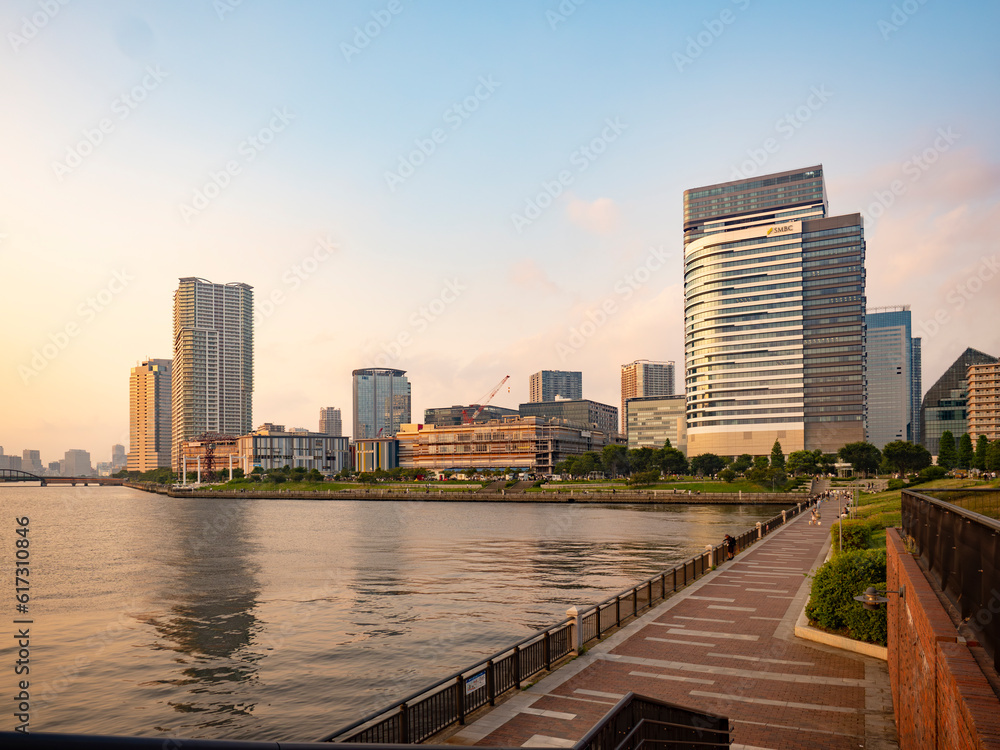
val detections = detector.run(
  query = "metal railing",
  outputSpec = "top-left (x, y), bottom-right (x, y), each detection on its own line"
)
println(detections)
top-left (0, 692), bottom-right (729, 750)
top-left (324, 500), bottom-right (810, 744)
top-left (902, 489), bottom-right (1000, 672)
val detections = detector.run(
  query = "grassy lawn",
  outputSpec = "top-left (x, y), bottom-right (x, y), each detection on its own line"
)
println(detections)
top-left (202, 479), bottom-right (484, 493)
top-left (537, 479), bottom-right (780, 494)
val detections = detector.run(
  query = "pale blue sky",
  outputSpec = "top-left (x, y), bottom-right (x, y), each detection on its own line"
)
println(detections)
top-left (2, 0), bottom-right (999, 462)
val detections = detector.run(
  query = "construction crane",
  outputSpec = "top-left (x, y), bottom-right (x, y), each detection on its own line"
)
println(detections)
top-left (463, 375), bottom-right (511, 424)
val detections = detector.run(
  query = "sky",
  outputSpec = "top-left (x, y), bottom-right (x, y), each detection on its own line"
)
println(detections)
top-left (1, 0), bottom-right (999, 465)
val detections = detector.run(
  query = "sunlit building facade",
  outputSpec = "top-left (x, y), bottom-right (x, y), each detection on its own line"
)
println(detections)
top-left (528, 370), bottom-right (582, 403)
top-left (920, 348), bottom-right (998, 452)
top-left (621, 360), bottom-right (675, 435)
top-left (171, 278), bottom-right (254, 471)
top-left (683, 165), bottom-right (866, 456)
top-left (128, 358), bottom-right (173, 472)
top-left (352, 368), bottom-right (411, 439)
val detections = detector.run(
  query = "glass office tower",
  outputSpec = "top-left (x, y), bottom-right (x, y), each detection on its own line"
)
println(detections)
top-left (920, 348), bottom-right (998, 453)
top-left (866, 307), bottom-right (921, 449)
top-left (352, 368), bottom-right (411, 439)
top-left (683, 165), bottom-right (866, 456)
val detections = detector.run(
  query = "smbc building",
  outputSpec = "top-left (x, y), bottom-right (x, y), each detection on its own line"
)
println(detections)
top-left (683, 165), bottom-right (866, 457)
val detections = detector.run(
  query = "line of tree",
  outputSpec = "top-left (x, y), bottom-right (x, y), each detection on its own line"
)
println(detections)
top-left (554, 441), bottom-right (689, 478)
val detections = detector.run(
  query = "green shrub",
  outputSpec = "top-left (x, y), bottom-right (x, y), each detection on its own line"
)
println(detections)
top-left (909, 465), bottom-right (947, 486)
top-left (830, 518), bottom-right (877, 553)
top-left (887, 478), bottom-right (906, 491)
top-left (805, 549), bottom-right (887, 646)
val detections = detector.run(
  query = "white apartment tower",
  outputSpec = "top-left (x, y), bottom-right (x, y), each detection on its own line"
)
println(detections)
top-left (171, 278), bottom-right (253, 471)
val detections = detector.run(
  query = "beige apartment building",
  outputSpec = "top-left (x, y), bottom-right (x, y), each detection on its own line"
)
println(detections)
top-left (967, 362), bottom-right (1000, 441)
top-left (127, 358), bottom-right (172, 471)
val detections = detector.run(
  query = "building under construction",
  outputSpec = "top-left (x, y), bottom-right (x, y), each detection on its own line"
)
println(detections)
top-left (396, 416), bottom-right (618, 474)
top-left (423, 404), bottom-right (519, 427)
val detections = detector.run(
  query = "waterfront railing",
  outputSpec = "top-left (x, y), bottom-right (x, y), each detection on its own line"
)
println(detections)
top-left (322, 501), bottom-right (809, 744)
top-left (902, 488), bottom-right (1000, 672)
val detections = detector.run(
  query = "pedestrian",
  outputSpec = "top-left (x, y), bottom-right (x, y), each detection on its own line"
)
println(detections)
top-left (724, 534), bottom-right (736, 560)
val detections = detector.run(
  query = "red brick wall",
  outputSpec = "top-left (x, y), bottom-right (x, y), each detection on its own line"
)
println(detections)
top-left (887, 528), bottom-right (1000, 749)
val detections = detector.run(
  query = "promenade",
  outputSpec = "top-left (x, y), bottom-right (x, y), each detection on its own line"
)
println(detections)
top-left (448, 509), bottom-right (898, 750)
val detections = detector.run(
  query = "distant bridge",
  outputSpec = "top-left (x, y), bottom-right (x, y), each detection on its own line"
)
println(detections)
top-left (0, 469), bottom-right (125, 487)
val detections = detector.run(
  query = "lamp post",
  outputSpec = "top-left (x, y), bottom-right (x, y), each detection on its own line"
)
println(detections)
top-left (854, 585), bottom-right (905, 610)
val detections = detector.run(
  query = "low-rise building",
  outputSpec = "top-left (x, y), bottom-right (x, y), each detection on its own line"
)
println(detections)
top-left (626, 395), bottom-right (687, 454)
top-left (238, 424), bottom-right (349, 475)
top-left (396, 416), bottom-right (616, 474)
top-left (354, 438), bottom-right (400, 472)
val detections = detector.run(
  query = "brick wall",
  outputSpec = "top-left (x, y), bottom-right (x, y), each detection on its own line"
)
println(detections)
top-left (887, 528), bottom-right (1000, 749)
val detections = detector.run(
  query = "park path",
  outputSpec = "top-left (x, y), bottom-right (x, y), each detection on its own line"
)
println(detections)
top-left (448, 506), bottom-right (897, 750)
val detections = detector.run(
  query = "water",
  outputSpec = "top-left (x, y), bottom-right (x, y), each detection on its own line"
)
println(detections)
top-left (0, 486), bottom-right (789, 741)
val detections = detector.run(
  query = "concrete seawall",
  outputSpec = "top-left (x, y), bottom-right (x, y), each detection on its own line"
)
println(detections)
top-left (125, 483), bottom-right (805, 504)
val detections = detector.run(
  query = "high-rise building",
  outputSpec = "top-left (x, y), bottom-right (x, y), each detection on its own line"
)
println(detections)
top-left (352, 368), bottom-right (411, 439)
top-left (683, 165), bottom-right (866, 456)
top-left (111, 444), bottom-right (127, 473)
top-left (865, 307), bottom-right (921, 448)
top-left (63, 449), bottom-right (93, 477)
top-left (967, 362), bottom-right (1000, 442)
top-left (128, 358), bottom-right (173, 471)
top-left (621, 360), bottom-right (675, 434)
top-left (21, 450), bottom-right (43, 474)
top-left (920, 348), bottom-right (998, 453)
top-left (319, 407), bottom-right (343, 436)
top-left (529, 370), bottom-right (582, 403)
top-left (171, 278), bottom-right (253, 471)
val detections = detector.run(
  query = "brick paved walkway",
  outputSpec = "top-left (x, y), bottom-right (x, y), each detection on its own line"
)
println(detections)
top-left (448, 508), bottom-right (898, 750)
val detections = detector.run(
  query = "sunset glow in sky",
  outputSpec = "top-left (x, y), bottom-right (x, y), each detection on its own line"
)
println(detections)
top-left (2, 0), bottom-right (999, 464)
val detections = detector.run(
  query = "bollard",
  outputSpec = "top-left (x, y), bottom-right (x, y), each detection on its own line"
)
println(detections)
top-left (756, 521), bottom-right (762, 539)
top-left (566, 606), bottom-right (582, 654)
top-left (705, 544), bottom-right (714, 568)
top-left (782, 510), bottom-right (787, 524)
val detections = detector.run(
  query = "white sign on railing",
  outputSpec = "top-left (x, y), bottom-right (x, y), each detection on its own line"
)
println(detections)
top-left (465, 670), bottom-right (486, 694)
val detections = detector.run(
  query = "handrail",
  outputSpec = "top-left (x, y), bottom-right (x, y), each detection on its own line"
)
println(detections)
top-left (322, 499), bottom-right (809, 743)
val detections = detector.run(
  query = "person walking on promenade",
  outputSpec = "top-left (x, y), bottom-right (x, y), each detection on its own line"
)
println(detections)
top-left (724, 534), bottom-right (736, 560)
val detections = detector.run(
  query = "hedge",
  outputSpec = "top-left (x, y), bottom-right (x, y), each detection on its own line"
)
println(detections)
top-left (805, 548), bottom-right (887, 646)
top-left (830, 518), bottom-right (879, 553)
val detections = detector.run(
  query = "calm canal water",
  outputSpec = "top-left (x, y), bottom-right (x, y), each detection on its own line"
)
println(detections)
top-left (0, 486), bottom-right (790, 741)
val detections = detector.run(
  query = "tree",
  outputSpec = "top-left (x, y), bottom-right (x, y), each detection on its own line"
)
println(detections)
top-left (628, 447), bottom-right (657, 474)
top-left (819, 453), bottom-right (838, 475)
top-left (601, 444), bottom-right (629, 477)
top-left (838, 442), bottom-right (882, 477)
top-left (937, 431), bottom-right (957, 469)
top-left (659, 447), bottom-right (688, 475)
top-left (746, 456), bottom-right (771, 485)
top-left (786, 450), bottom-right (819, 476)
top-left (718, 468), bottom-right (736, 483)
top-left (957, 433), bottom-right (975, 470)
top-left (627, 469), bottom-right (660, 487)
top-left (770, 440), bottom-right (785, 470)
top-left (881, 441), bottom-right (932, 474)
top-left (986, 440), bottom-right (1000, 472)
top-left (358, 472), bottom-right (377, 484)
top-left (689, 453), bottom-right (726, 477)
top-left (730, 454), bottom-right (753, 474)
top-left (975, 435), bottom-right (989, 471)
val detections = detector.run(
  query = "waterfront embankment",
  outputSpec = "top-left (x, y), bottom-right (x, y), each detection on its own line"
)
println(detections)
top-left (125, 482), bottom-right (806, 504)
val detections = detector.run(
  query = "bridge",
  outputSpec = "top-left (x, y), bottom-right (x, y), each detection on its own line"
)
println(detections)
top-left (0, 469), bottom-right (125, 487)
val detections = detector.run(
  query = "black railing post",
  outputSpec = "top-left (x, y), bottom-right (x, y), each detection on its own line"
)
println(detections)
top-left (399, 702), bottom-right (409, 744)
top-left (513, 645), bottom-right (521, 689)
top-left (632, 587), bottom-right (638, 617)
top-left (455, 675), bottom-right (465, 725)
top-left (615, 595), bottom-right (621, 627)
top-left (487, 659), bottom-right (496, 706)
top-left (544, 630), bottom-right (551, 671)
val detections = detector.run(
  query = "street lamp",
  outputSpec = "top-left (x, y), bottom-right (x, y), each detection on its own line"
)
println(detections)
top-left (854, 585), bottom-right (905, 611)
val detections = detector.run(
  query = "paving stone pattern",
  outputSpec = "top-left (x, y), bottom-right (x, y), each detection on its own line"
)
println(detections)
top-left (448, 508), bottom-right (898, 750)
